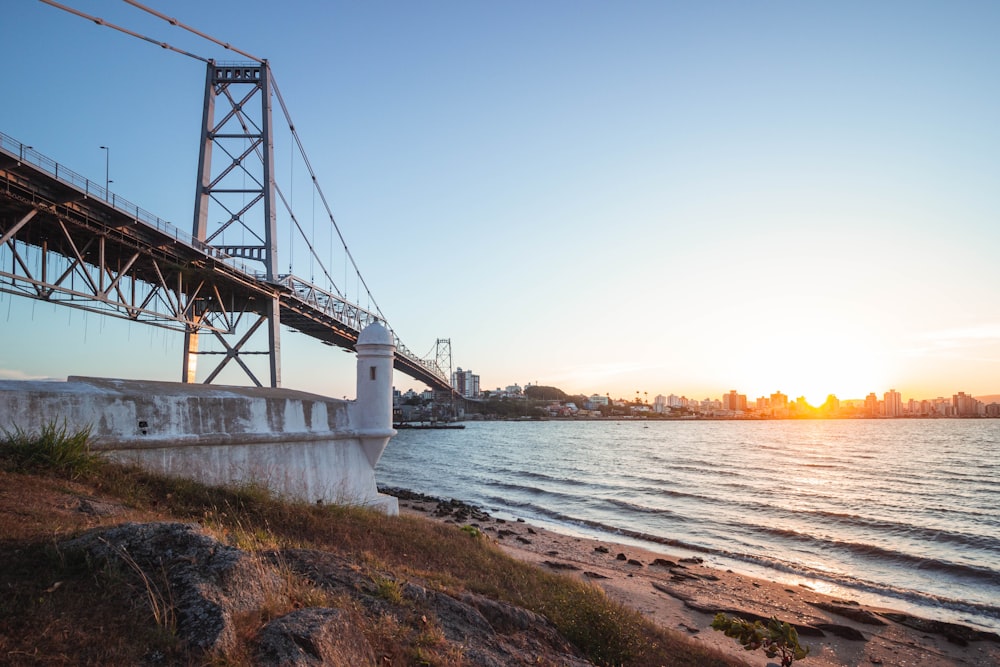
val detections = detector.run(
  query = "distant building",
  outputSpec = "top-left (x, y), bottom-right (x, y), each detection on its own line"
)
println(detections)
top-left (723, 390), bottom-right (747, 412)
top-left (451, 367), bottom-right (480, 399)
top-left (653, 394), bottom-right (667, 413)
top-left (769, 391), bottom-right (788, 417)
top-left (864, 393), bottom-right (879, 417)
top-left (884, 389), bottom-right (902, 417)
top-left (953, 392), bottom-right (981, 417)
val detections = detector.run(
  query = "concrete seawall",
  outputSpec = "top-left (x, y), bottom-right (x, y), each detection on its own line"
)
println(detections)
top-left (0, 323), bottom-right (399, 514)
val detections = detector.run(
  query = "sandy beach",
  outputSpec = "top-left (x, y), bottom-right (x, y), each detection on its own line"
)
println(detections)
top-left (392, 490), bottom-right (1000, 667)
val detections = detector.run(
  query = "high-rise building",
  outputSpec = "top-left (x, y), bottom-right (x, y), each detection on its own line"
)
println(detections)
top-left (884, 389), bottom-right (902, 417)
top-left (864, 393), bottom-right (879, 417)
top-left (769, 391), bottom-right (788, 417)
top-left (953, 392), bottom-right (981, 417)
top-left (653, 394), bottom-right (667, 413)
top-left (451, 367), bottom-right (480, 399)
top-left (723, 390), bottom-right (747, 412)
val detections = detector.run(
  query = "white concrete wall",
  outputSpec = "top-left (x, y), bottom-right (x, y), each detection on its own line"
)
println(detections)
top-left (0, 325), bottom-right (399, 514)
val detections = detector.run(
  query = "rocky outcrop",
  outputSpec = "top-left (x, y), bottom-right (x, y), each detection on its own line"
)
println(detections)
top-left (255, 607), bottom-right (376, 666)
top-left (276, 548), bottom-right (594, 667)
top-left (62, 523), bottom-right (594, 666)
top-left (63, 522), bottom-right (282, 653)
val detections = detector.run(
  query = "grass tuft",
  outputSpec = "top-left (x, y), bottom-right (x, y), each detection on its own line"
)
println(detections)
top-left (0, 420), bottom-right (97, 477)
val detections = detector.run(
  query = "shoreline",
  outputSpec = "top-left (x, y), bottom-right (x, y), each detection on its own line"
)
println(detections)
top-left (384, 487), bottom-right (1000, 667)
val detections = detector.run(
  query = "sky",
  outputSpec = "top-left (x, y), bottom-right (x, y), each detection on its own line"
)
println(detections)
top-left (2, 0), bottom-right (1000, 406)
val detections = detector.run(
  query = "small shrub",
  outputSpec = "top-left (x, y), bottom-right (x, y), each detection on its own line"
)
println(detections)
top-left (374, 575), bottom-right (404, 605)
top-left (711, 613), bottom-right (810, 666)
top-left (1, 420), bottom-right (96, 477)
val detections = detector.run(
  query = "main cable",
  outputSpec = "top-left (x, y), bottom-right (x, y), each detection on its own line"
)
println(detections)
top-left (38, 0), bottom-right (209, 62)
top-left (121, 0), bottom-right (264, 63)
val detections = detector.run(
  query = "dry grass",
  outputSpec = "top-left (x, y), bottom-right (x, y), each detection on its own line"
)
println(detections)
top-left (0, 451), bottom-right (744, 667)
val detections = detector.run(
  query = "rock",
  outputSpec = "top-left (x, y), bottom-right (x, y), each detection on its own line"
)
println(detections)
top-left (679, 556), bottom-right (704, 564)
top-left (808, 601), bottom-right (887, 626)
top-left (459, 592), bottom-right (549, 633)
top-left (816, 623), bottom-right (867, 641)
top-left (616, 553), bottom-right (627, 561)
top-left (277, 549), bottom-right (595, 666)
top-left (515, 536), bottom-right (532, 544)
top-left (593, 546), bottom-right (610, 554)
top-left (415, 584), bottom-right (592, 666)
top-left (584, 571), bottom-right (610, 579)
top-left (255, 607), bottom-right (376, 666)
top-left (543, 560), bottom-right (581, 571)
top-left (75, 497), bottom-right (123, 517)
top-left (63, 522), bottom-right (280, 653)
top-left (880, 612), bottom-right (1000, 646)
top-left (626, 559), bottom-right (643, 567)
top-left (651, 558), bottom-right (678, 568)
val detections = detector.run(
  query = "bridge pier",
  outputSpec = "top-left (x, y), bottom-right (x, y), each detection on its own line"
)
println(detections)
top-left (0, 324), bottom-right (399, 514)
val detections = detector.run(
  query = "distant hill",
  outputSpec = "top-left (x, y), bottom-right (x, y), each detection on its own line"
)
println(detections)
top-left (524, 385), bottom-right (569, 401)
top-left (977, 394), bottom-right (1000, 404)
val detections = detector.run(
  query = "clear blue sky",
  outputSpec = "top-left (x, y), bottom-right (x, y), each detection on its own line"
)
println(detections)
top-left (2, 1), bottom-right (999, 404)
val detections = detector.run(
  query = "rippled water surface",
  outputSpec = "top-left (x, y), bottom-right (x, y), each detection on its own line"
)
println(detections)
top-left (376, 419), bottom-right (1000, 631)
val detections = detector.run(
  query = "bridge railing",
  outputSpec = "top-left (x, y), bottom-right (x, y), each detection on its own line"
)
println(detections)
top-left (0, 132), bottom-right (251, 272)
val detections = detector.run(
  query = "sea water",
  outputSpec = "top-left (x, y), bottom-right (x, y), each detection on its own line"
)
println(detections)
top-left (375, 419), bottom-right (1000, 632)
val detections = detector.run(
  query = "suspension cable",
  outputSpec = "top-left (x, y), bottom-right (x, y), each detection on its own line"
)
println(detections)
top-left (268, 72), bottom-right (388, 321)
top-left (38, 0), bottom-right (209, 62)
top-left (120, 0), bottom-right (264, 63)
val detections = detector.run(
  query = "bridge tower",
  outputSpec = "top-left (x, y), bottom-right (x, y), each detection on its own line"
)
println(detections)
top-left (183, 61), bottom-right (282, 387)
top-left (433, 338), bottom-right (458, 419)
top-left (435, 338), bottom-right (453, 385)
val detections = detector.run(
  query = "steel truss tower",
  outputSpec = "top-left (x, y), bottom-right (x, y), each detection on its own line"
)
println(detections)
top-left (435, 338), bottom-right (452, 387)
top-left (183, 61), bottom-right (282, 387)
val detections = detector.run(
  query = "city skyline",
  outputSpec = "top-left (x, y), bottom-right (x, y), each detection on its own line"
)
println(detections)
top-left (3, 2), bottom-right (1000, 403)
top-left (445, 375), bottom-right (999, 408)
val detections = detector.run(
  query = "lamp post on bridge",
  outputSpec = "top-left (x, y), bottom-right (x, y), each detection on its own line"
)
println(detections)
top-left (99, 145), bottom-right (112, 196)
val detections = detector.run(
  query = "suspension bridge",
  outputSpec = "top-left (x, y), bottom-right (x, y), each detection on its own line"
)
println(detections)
top-left (0, 2), bottom-right (459, 396)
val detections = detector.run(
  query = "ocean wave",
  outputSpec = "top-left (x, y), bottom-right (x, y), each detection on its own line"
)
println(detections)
top-left (718, 549), bottom-right (1000, 629)
top-left (789, 509), bottom-right (1000, 553)
top-left (602, 497), bottom-right (689, 521)
top-left (481, 479), bottom-right (586, 505)
top-left (738, 523), bottom-right (1000, 585)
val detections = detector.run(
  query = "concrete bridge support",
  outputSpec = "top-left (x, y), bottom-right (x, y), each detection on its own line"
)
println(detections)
top-left (0, 323), bottom-right (399, 514)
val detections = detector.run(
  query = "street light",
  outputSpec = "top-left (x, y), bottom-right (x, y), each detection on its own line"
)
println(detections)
top-left (99, 146), bottom-right (112, 194)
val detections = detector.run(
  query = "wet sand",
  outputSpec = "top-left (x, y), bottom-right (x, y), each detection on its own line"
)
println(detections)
top-left (392, 490), bottom-right (1000, 667)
